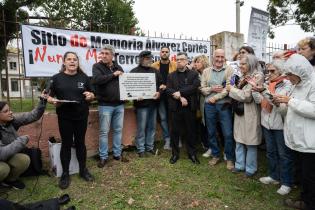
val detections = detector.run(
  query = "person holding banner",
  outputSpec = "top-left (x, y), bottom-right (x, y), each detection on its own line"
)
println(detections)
top-left (166, 52), bottom-right (200, 164)
top-left (47, 51), bottom-right (95, 189)
top-left (131, 51), bottom-right (162, 157)
top-left (151, 46), bottom-right (177, 150)
top-left (92, 44), bottom-right (127, 168)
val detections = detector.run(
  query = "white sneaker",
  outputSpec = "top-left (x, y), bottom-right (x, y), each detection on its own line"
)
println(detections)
top-left (259, 176), bottom-right (280, 185)
top-left (277, 185), bottom-right (291, 195)
top-left (202, 149), bottom-right (212, 158)
top-left (163, 141), bottom-right (171, 150)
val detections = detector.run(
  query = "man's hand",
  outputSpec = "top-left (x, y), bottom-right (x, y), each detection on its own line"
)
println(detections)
top-left (211, 85), bottom-right (223, 93)
top-left (180, 97), bottom-right (188, 107)
top-left (172, 91), bottom-right (181, 100)
top-left (208, 97), bottom-right (216, 104)
top-left (153, 92), bottom-right (160, 100)
top-left (159, 84), bottom-right (166, 90)
top-left (113, 71), bottom-right (123, 77)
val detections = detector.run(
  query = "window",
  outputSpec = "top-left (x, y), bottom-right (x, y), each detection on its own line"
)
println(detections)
top-left (11, 79), bottom-right (19, 92)
top-left (9, 62), bottom-right (17, 70)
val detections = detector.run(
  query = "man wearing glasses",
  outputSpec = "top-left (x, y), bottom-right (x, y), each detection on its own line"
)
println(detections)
top-left (92, 44), bottom-right (126, 168)
top-left (152, 47), bottom-right (177, 150)
top-left (165, 52), bottom-right (200, 164)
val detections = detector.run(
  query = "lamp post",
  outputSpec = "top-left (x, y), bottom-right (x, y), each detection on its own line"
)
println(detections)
top-left (236, 0), bottom-right (244, 33)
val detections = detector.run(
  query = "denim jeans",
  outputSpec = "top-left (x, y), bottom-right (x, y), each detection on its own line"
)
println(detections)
top-left (135, 105), bottom-right (157, 153)
top-left (235, 142), bottom-right (257, 174)
top-left (158, 99), bottom-right (170, 141)
top-left (98, 105), bottom-right (124, 160)
top-left (262, 127), bottom-right (294, 186)
top-left (204, 103), bottom-right (234, 160)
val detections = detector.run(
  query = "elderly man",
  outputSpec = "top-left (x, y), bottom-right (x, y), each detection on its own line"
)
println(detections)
top-left (152, 46), bottom-right (177, 150)
top-left (131, 51), bottom-right (162, 157)
top-left (92, 44), bottom-right (125, 168)
top-left (200, 49), bottom-right (234, 170)
top-left (166, 52), bottom-right (200, 164)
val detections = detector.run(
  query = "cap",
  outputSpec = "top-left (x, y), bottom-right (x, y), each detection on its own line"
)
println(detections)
top-left (139, 50), bottom-right (153, 58)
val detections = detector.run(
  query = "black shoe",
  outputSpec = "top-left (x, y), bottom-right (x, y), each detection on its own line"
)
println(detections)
top-left (97, 158), bottom-right (108, 168)
top-left (59, 172), bottom-right (70, 189)
top-left (113, 156), bottom-right (121, 161)
top-left (3, 180), bottom-right (25, 190)
top-left (80, 168), bottom-right (94, 182)
top-left (147, 150), bottom-right (156, 155)
top-left (58, 194), bottom-right (70, 205)
top-left (189, 155), bottom-right (200, 164)
top-left (138, 152), bottom-right (145, 158)
top-left (169, 155), bottom-right (179, 164)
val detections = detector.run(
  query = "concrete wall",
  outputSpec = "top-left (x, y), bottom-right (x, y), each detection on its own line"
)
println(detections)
top-left (210, 31), bottom-right (244, 61)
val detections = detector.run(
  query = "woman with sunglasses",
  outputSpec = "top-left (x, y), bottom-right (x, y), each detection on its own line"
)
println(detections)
top-left (251, 61), bottom-right (294, 195)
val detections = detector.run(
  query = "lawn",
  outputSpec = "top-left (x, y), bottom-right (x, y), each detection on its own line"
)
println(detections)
top-left (3, 141), bottom-right (297, 210)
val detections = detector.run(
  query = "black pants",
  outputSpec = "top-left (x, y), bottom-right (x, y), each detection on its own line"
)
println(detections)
top-left (300, 152), bottom-right (315, 210)
top-left (170, 108), bottom-right (197, 157)
top-left (58, 117), bottom-right (88, 174)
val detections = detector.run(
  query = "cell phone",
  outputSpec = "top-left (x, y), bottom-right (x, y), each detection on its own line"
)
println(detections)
top-left (265, 93), bottom-right (273, 100)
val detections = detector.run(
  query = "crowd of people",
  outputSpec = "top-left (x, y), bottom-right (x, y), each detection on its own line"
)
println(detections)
top-left (0, 36), bottom-right (314, 209)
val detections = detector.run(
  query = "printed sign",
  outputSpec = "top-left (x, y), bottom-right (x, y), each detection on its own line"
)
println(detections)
top-left (21, 24), bottom-right (211, 77)
top-left (119, 73), bottom-right (156, 100)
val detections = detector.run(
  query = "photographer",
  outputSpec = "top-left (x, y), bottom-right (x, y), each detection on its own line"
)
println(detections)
top-left (0, 93), bottom-right (47, 190)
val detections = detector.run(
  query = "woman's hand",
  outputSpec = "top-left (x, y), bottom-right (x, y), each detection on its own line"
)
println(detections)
top-left (47, 96), bottom-right (60, 107)
top-left (226, 84), bottom-right (231, 92)
top-left (83, 91), bottom-right (95, 101)
top-left (272, 94), bottom-right (291, 104)
top-left (40, 90), bottom-right (49, 100)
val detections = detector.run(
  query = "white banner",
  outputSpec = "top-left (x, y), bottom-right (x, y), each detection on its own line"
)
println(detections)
top-left (21, 25), bottom-right (211, 77)
top-left (247, 7), bottom-right (269, 61)
top-left (119, 73), bottom-right (156, 100)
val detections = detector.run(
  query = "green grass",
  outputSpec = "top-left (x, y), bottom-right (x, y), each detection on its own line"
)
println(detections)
top-left (4, 142), bottom-right (297, 210)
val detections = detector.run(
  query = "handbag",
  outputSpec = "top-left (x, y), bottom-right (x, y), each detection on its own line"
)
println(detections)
top-left (21, 147), bottom-right (44, 177)
top-left (232, 101), bottom-right (244, 116)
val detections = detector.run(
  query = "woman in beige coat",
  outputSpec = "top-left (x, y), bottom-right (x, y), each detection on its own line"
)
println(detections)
top-left (226, 54), bottom-right (263, 177)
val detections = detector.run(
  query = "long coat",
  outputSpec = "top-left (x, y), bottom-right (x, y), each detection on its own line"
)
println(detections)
top-left (229, 83), bottom-right (262, 145)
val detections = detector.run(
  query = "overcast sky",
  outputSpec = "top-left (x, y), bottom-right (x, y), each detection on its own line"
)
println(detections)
top-left (133, 0), bottom-right (313, 45)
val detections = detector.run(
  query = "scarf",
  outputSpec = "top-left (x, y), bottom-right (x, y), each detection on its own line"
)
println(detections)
top-left (261, 75), bottom-right (286, 113)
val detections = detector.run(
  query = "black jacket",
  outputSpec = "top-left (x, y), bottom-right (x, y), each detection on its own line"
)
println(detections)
top-left (92, 61), bottom-right (124, 106)
top-left (130, 65), bottom-right (163, 108)
top-left (165, 69), bottom-right (200, 112)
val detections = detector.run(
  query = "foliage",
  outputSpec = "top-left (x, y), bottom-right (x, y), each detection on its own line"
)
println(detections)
top-left (37, 0), bottom-right (138, 34)
top-left (267, 0), bottom-right (315, 38)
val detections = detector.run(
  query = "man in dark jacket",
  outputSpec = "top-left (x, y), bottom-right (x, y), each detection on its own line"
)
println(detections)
top-left (165, 52), bottom-right (200, 164)
top-left (130, 51), bottom-right (162, 157)
top-left (0, 95), bottom-right (47, 189)
top-left (92, 44), bottom-right (125, 168)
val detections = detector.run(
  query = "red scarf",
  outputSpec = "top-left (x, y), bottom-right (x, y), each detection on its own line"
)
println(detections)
top-left (261, 75), bottom-right (287, 113)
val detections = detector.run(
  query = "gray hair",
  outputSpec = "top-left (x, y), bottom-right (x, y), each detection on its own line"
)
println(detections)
top-left (102, 44), bottom-right (115, 55)
top-left (245, 54), bottom-right (260, 74)
top-left (269, 59), bottom-right (286, 74)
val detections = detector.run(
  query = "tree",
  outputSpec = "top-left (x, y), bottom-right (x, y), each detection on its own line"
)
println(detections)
top-left (267, 0), bottom-right (315, 38)
top-left (38, 0), bottom-right (138, 34)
